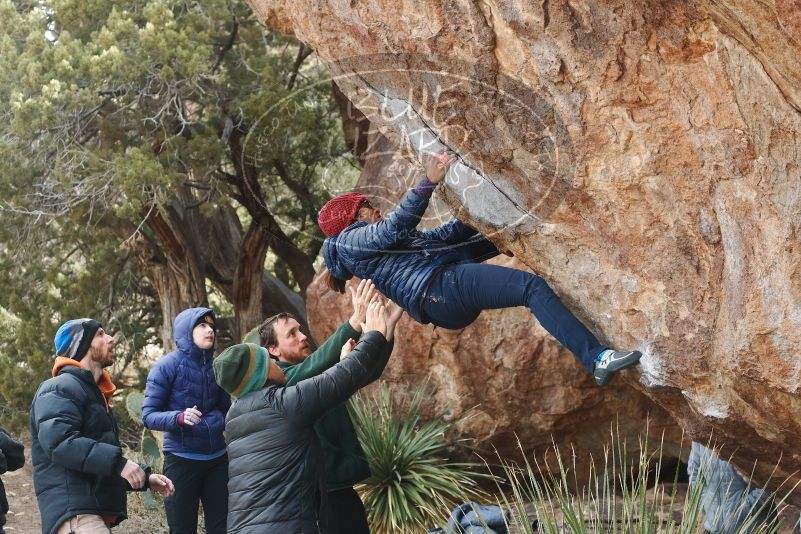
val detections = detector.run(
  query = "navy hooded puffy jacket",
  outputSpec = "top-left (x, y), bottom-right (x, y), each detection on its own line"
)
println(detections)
top-left (322, 182), bottom-right (497, 323)
top-left (142, 307), bottom-right (230, 455)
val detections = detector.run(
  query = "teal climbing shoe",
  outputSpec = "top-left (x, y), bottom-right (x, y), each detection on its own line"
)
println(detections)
top-left (593, 350), bottom-right (642, 387)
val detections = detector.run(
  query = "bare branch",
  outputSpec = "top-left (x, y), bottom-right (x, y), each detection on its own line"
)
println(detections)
top-left (287, 44), bottom-right (313, 91)
top-left (211, 16), bottom-right (239, 74)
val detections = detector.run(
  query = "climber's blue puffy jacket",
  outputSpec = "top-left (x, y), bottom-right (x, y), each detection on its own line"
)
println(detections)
top-left (142, 307), bottom-right (230, 455)
top-left (322, 181), bottom-right (498, 323)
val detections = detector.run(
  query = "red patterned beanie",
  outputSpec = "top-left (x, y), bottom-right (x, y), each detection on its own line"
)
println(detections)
top-left (318, 192), bottom-right (368, 237)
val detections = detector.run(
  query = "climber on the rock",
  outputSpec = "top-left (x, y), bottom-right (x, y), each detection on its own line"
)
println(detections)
top-left (318, 150), bottom-right (642, 386)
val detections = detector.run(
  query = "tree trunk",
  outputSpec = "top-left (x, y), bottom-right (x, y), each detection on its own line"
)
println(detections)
top-left (139, 201), bottom-right (209, 350)
top-left (193, 204), bottom-right (309, 337)
top-left (333, 82), bottom-right (371, 165)
top-left (147, 256), bottom-right (208, 352)
top-left (226, 127), bottom-right (317, 293)
top-left (118, 185), bottom-right (309, 349)
top-left (231, 222), bottom-right (270, 341)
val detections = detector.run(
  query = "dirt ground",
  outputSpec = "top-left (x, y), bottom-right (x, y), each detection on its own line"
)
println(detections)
top-left (2, 439), bottom-right (40, 534)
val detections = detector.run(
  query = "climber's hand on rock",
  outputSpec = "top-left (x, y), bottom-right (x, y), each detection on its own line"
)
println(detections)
top-left (426, 150), bottom-right (453, 184)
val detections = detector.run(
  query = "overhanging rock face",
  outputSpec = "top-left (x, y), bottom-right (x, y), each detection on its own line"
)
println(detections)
top-left (248, 0), bottom-right (801, 491)
top-left (306, 132), bottom-right (682, 474)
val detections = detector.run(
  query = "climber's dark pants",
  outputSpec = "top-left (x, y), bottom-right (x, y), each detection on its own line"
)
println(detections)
top-left (421, 263), bottom-right (607, 372)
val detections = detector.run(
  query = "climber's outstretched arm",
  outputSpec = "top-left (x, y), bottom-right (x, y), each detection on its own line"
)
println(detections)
top-left (338, 151), bottom-right (454, 256)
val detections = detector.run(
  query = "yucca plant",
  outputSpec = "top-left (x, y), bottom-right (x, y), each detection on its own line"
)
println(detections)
top-left (350, 384), bottom-right (492, 533)
top-left (494, 425), bottom-right (798, 533)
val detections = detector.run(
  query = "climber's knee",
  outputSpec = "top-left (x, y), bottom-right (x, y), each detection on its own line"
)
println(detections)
top-left (524, 271), bottom-right (553, 294)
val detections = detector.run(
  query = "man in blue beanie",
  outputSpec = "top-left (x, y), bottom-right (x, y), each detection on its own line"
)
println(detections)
top-left (30, 318), bottom-right (174, 534)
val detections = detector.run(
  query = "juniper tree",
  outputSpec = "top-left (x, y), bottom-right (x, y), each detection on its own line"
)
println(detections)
top-left (0, 0), bottom-right (359, 429)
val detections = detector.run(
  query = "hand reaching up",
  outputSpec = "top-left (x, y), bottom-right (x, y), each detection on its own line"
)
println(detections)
top-left (360, 298), bottom-right (388, 338)
top-left (385, 300), bottom-right (405, 342)
top-left (340, 338), bottom-right (357, 361)
top-left (348, 278), bottom-right (377, 332)
top-left (425, 150), bottom-right (454, 184)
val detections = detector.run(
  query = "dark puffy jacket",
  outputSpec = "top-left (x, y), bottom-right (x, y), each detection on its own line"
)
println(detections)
top-left (226, 331), bottom-right (390, 534)
top-left (142, 307), bottom-right (230, 455)
top-left (30, 366), bottom-right (129, 534)
top-left (278, 321), bottom-right (394, 491)
top-left (322, 184), bottom-right (497, 323)
top-left (0, 426), bottom-right (25, 524)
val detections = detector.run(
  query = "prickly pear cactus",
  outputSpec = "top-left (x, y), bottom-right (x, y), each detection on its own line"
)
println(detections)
top-left (139, 488), bottom-right (160, 510)
top-left (125, 391), bottom-right (145, 423)
top-left (124, 391), bottom-right (166, 510)
top-left (141, 432), bottom-right (162, 470)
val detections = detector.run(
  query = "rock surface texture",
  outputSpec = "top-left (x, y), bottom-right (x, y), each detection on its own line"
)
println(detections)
top-left (248, 0), bottom-right (801, 493)
top-left (306, 132), bottom-right (681, 474)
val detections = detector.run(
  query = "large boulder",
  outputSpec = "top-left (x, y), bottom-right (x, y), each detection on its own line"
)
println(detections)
top-left (248, 0), bottom-right (801, 492)
top-left (307, 132), bottom-right (681, 475)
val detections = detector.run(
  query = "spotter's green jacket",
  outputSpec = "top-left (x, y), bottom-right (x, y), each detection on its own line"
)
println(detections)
top-left (278, 321), bottom-right (393, 491)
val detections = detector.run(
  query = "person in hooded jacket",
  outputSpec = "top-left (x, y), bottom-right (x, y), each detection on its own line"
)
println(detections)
top-left (215, 298), bottom-right (395, 534)
top-left (142, 307), bottom-right (230, 534)
top-left (318, 151), bottom-right (642, 387)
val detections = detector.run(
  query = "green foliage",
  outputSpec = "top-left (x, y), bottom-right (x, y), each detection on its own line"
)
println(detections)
top-left (0, 0), bottom-right (354, 244)
top-left (122, 387), bottom-right (163, 515)
top-left (0, 0), bottom-right (358, 430)
top-left (349, 385), bottom-right (491, 534)
top-left (122, 429), bottom-right (165, 512)
top-left (0, 226), bottom-right (159, 431)
top-left (138, 487), bottom-right (160, 511)
top-left (495, 432), bottom-right (794, 533)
